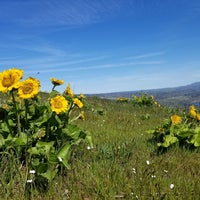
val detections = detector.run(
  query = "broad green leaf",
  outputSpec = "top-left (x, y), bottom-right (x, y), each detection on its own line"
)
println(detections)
top-left (49, 153), bottom-right (58, 164)
top-left (36, 141), bottom-right (54, 152)
top-left (36, 162), bottom-right (48, 174)
top-left (85, 134), bottom-right (93, 148)
top-left (28, 141), bottom-right (54, 155)
top-left (57, 142), bottom-right (72, 169)
top-left (40, 168), bottom-right (58, 182)
top-left (15, 132), bottom-right (27, 146)
top-left (159, 135), bottom-right (178, 147)
top-left (65, 124), bottom-right (80, 139)
top-left (0, 134), bottom-right (5, 147)
top-left (190, 127), bottom-right (200, 147)
top-left (31, 158), bottom-right (40, 167)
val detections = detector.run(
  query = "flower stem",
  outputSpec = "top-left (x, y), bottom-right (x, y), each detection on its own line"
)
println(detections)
top-left (11, 90), bottom-right (21, 135)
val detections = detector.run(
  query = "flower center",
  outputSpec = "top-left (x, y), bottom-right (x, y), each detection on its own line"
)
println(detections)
top-left (54, 101), bottom-right (62, 109)
top-left (2, 76), bottom-right (14, 87)
top-left (22, 84), bottom-right (33, 94)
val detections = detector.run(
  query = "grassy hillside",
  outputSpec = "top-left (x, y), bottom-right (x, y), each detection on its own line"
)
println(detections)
top-left (1, 97), bottom-right (200, 199)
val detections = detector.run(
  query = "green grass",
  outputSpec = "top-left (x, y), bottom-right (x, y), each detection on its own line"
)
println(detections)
top-left (1, 97), bottom-right (200, 199)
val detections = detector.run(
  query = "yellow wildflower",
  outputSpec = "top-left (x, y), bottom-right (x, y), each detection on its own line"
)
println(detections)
top-left (50, 95), bottom-right (68, 114)
top-left (0, 68), bottom-right (23, 93)
top-left (18, 77), bottom-right (40, 99)
top-left (79, 93), bottom-right (85, 99)
top-left (197, 114), bottom-right (200, 121)
top-left (73, 98), bottom-right (83, 108)
top-left (2, 104), bottom-right (8, 110)
top-left (190, 105), bottom-right (196, 111)
top-left (50, 77), bottom-right (64, 86)
top-left (190, 108), bottom-right (197, 118)
top-left (80, 111), bottom-right (85, 120)
top-left (171, 115), bottom-right (181, 125)
top-left (65, 83), bottom-right (74, 97)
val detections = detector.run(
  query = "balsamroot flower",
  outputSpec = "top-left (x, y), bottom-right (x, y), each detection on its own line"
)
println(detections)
top-left (0, 68), bottom-right (24, 93)
top-left (18, 77), bottom-right (40, 99)
top-left (197, 114), bottom-right (200, 121)
top-left (190, 108), bottom-right (197, 118)
top-left (65, 83), bottom-right (74, 97)
top-left (171, 115), bottom-right (181, 125)
top-left (50, 77), bottom-right (64, 86)
top-left (50, 95), bottom-right (68, 114)
top-left (79, 93), bottom-right (85, 99)
top-left (73, 98), bottom-right (83, 108)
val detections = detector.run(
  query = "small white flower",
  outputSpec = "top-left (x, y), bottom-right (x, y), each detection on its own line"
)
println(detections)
top-left (29, 170), bottom-right (36, 174)
top-left (132, 168), bottom-right (136, 174)
top-left (170, 183), bottom-right (174, 189)
top-left (164, 169), bottom-right (168, 173)
top-left (58, 157), bottom-right (62, 162)
top-left (27, 179), bottom-right (33, 183)
top-left (146, 160), bottom-right (150, 165)
top-left (87, 146), bottom-right (91, 150)
top-left (151, 175), bottom-right (156, 178)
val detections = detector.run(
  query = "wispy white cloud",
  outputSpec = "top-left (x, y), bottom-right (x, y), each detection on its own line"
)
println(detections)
top-left (24, 60), bottom-right (164, 74)
top-left (125, 51), bottom-right (166, 60)
top-left (0, 0), bottom-right (134, 28)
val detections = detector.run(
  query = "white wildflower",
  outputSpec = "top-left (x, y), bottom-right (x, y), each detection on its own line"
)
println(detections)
top-left (58, 157), bottom-right (62, 162)
top-left (132, 168), bottom-right (136, 174)
top-left (146, 160), bottom-right (150, 165)
top-left (87, 146), bottom-right (93, 150)
top-left (26, 179), bottom-right (33, 183)
top-left (170, 183), bottom-right (174, 189)
top-left (29, 170), bottom-right (36, 174)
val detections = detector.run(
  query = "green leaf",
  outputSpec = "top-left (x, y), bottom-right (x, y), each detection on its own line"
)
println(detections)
top-left (40, 168), bottom-right (58, 182)
top-left (0, 134), bottom-right (5, 147)
top-left (36, 162), bottom-right (48, 174)
top-left (158, 135), bottom-right (178, 147)
top-left (65, 124), bottom-right (80, 139)
top-left (190, 127), bottom-right (200, 147)
top-left (15, 132), bottom-right (27, 146)
top-left (28, 141), bottom-right (54, 156)
top-left (49, 153), bottom-right (58, 164)
top-left (31, 158), bottom-right (40, 167)
top-left (57, 142), bottom-right (72, 169)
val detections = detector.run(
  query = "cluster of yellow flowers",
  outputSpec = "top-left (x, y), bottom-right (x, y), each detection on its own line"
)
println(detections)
top-left (116, 97), bottom-right (129, 102)
top-left (171, 105), bottom-right (200, 125)
top-left (0, 68), bottom-right (85, 116)
top-left (189, 105), bottom-right (200, 121)
top-left (0, 68), bottom-right (40, 99)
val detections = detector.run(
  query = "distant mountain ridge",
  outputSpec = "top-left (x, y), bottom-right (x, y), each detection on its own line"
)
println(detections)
top-left (87, 82), bottom-right (200, 107)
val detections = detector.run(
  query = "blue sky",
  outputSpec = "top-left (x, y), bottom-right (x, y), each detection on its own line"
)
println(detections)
top-left (0, 0), bottom-right (200, 94)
